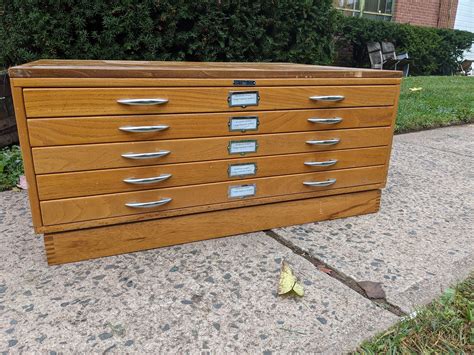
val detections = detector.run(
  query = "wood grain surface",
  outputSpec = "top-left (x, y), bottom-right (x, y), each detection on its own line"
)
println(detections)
top-left (12, 77), bottom-right (402, 88)
top-left (36, 147), bottom-right (388, 200)
top-left (37, 183), bottom-right (384, 234)
top-left (382, 84), bottom-right (401, 186)
top-left (32, 127), bottom-right (392, 173)
top-left (23, 86), bottom-right (398, 117)
top-left (27, 107), bottom-right (394, 146)
top-left (10, 87), bottom-right (43, 230)
top-left (9, 59), bottom-right (402, 79)
top-left (44, 189), bottom-right (382, 264)
top-left (40, 165), bottom-right (385, 225)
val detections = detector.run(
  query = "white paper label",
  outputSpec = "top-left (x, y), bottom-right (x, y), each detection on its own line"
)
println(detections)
top-left (229, 92), bottom-right (259, 107)
top-left (229, 117), bottom-right (259, 131)
top-left (228, 184), bottom-right (256, 199)
top-left (229, 163), bottom-right (257, 177)
top-left (229, 140), bottom-right (257, 154)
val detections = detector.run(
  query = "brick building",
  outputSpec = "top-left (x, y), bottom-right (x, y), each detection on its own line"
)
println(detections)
top-left (333, 0), bottom-right (463, 29)
top-left (393, 0), bottom-right (459, 28)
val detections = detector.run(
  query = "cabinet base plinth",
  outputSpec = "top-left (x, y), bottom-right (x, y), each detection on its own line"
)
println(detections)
top-left (44, 190), bottom-right (381, 265)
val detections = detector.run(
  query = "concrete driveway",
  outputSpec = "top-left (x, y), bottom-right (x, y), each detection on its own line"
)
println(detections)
top-left (0, 125), bottom-right (473, 353)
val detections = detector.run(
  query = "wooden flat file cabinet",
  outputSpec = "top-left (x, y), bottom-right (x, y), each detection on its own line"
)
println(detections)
top-left (9, 60), bottom-right (402, 265)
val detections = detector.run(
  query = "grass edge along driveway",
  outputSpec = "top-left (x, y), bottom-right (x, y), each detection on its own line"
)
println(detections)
top-left (396, 76), bottom-right (474, 133)
top-left (357, 273), bottom-right (473, 354)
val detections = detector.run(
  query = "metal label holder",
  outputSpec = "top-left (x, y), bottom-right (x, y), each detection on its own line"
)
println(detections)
top-left (227, 139), bottom-right (258, 156)
top-left (228, 184), bottom-right (257, 199)
top-left (227, 91), bottom-right (260, 108)
top-left (228, 163), bottom-right (258, 178)
top-left (228, 116), bottom-right (260, 132)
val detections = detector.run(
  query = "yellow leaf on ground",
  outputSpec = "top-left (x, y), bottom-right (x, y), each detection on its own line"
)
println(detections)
top-left (409, 87), bottom-right (423, 92)
top-left (292, 282), bottom-right (305, 297)
top-left (278, 260), bottom-right (304, 297)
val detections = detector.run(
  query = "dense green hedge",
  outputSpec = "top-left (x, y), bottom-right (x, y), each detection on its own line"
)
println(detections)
top-left (0, 0), bottom-right (338, 68)
top-left (1, 1), bottom-right (473, 75)
top-left (335, 16), bottom-right (474, 76)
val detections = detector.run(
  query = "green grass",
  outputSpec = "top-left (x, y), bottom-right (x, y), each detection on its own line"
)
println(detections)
top-left (396, 76), bottom-right (474, 133)
top-left (0, 145), bottom-right (23, 191)
top-left (358, 274), bottom-right (474, 354)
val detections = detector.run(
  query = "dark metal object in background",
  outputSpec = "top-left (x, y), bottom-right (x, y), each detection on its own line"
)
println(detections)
top-left (367, 41), bottom-right (412, 77)
top-left (0, 71), bottom-right (18, 147)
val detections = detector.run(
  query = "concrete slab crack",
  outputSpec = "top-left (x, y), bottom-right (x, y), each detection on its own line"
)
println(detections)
top-left (265, 230), bottom-right (407, 317)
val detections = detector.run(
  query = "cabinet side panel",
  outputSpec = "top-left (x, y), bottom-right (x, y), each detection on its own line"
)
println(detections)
top-left (381, 83), bottom-right (401, 187)
top-left (10, 86), bottom-right (43, 229)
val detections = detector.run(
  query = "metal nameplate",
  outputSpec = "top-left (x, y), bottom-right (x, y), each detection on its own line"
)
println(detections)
top-left (227, 91), bottom-right (260, 108)
top-left (228, 184), bottom-right (256, 199)
top-left (228, 140), bottom-right (258, 155)
top-left (228, 163), bottom-right (257, 178)
top-left (233, 80), bottom-right (256, 86)
top-left (228, 116), bottom-right (259, 132)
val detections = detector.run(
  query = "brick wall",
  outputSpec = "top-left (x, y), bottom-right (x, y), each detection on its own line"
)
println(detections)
top-left (393, 0), bottom-right (459, 28)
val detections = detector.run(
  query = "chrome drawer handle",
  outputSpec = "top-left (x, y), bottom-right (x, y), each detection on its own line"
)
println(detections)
top-left (306, 139), bottom-right (340, 145)
top-left (117, 98), bottom-right (169, 106)
top-left (119, 125), bottom-right (169, 133)
top-left (121, 151), bottom-right (170, 160)
top-left (123, 174), bottom-right (172, 185)
top-left (303, 178), bottom-right (337, 187)
top-left (309, 95), bottom-right (344, 102)
top-left (307, 117), bottom-right (343, 124)
top-left (125, 197), bottom-right (172, 208)
top-left (304, 159), bottom-right (338, 167)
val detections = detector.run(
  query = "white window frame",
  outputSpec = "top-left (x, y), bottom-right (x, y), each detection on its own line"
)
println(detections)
top-left (334, 0), bottom-right (396, 20)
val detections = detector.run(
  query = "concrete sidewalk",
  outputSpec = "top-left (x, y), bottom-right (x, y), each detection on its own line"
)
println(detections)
top-left (1, 125), bottom-right (473, 353)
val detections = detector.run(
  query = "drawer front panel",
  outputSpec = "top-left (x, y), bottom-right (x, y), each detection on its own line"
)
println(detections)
top-left (40, 165), bottom-right (386, 225)
top-left (23, 86), bottom-right (398, 117)
top-left (27, 107), bottom-right (394, 146)
top-left (36, 146), bottom-right (388, 200)
top-left (32, 127), bottom-right (391, 173)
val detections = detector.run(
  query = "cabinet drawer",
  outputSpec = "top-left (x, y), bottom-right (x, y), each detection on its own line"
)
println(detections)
top-left (36, 146), bottom-right (388, 200)
top-left (23, 86), bottom-right (398, 118)
top-left (40, 165), bottom-right (386, 225)
top-left (27, 107), bottom-right (394, 146)
top-left (32, 127), bottom-right (391, 173)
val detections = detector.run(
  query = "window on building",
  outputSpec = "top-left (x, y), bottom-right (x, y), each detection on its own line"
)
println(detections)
top-left (333, 0), bottom-right (395, 21)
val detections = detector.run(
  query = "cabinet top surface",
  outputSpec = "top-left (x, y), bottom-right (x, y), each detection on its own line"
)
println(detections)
top-left (9, 59), bottom-right (402, 79)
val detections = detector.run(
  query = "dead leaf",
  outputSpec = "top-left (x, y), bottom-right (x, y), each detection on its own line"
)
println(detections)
top-left (17, 175), bottom-right (28, 190)
top-left (317, 266), bottom-right (332, 274)
top-left (358, 281), bottom-right (386, 299)
top-left (409, 87), bottom-right (422, 92)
